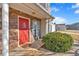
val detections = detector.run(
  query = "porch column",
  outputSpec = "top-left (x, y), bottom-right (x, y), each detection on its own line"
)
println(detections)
top-left (2, 3), bottom-right (9, 56)
top-left (46, 19), bottom-right (49, 34)
top-left (48, 19), bottom-right (52, 32)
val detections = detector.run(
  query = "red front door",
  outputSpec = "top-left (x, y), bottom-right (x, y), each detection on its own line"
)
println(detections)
top-left (19, 16), bottom-right (29, 46)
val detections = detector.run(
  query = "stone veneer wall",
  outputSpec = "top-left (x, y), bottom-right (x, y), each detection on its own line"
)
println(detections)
top-left (9, 15), bottom-right (18, 51)
top-left (0, 14), bottom-right (18, 53)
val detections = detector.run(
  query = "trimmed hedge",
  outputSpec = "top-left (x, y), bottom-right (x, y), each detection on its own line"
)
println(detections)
top-left (42, 32), bottom-right (73, 52)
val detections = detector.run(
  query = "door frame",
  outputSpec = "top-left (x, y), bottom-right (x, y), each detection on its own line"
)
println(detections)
top-left (18, 16), bottom-right (30, 47)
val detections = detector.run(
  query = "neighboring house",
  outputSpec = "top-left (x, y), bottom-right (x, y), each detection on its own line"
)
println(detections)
top-left (0, 3), bottom-right (54, 52)
top-left (55, 24), bottom-right (66, 31)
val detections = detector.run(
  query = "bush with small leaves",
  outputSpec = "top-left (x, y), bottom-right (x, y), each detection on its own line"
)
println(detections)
top-left (42, 32), bottom-right (73, 52)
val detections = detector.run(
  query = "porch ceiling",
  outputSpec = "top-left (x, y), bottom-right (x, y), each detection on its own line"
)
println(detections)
top-left (9, 3), bottom-right (53, 20)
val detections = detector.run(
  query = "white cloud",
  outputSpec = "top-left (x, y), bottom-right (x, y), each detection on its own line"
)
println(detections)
top-left (72, 3), bottom-right (79, 8)
top-left (72, 3), bottom-right (79, 14)
top-left (50, 7), bottom-right (59, 12)
top-left (52, 17), bottom-right (66, 24)
top-left (76, 3), bottom-right (79, 5)
top-left (75, 10), bottom-right (79, 14)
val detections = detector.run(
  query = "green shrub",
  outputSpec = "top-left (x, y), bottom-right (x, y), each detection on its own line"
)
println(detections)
top-left (42, 32), bottom-right (73, 52)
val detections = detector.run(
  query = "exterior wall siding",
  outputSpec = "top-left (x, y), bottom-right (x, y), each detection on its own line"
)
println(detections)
top-left (39, 3), bottom-right (49, 11)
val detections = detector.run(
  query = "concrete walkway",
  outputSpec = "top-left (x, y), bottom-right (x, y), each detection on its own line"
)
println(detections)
top-left (9, 41), bottom-right (79, 56)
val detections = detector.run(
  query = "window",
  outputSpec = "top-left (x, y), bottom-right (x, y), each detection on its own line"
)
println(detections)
top-left (31, 19), bottom-right (41, 40)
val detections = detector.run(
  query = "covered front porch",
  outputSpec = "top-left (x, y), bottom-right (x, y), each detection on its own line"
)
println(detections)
top-left (0, 3), bottom-right (54, 56)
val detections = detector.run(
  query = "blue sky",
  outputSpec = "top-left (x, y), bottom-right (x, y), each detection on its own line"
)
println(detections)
top-left (50, 3), bottom-right (79, 25)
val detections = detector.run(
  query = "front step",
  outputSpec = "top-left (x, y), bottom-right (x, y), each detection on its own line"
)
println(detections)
top-left (10, 39), bottom-right (45, 56)
top-left (9, 47), bottom-right (44, 56)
